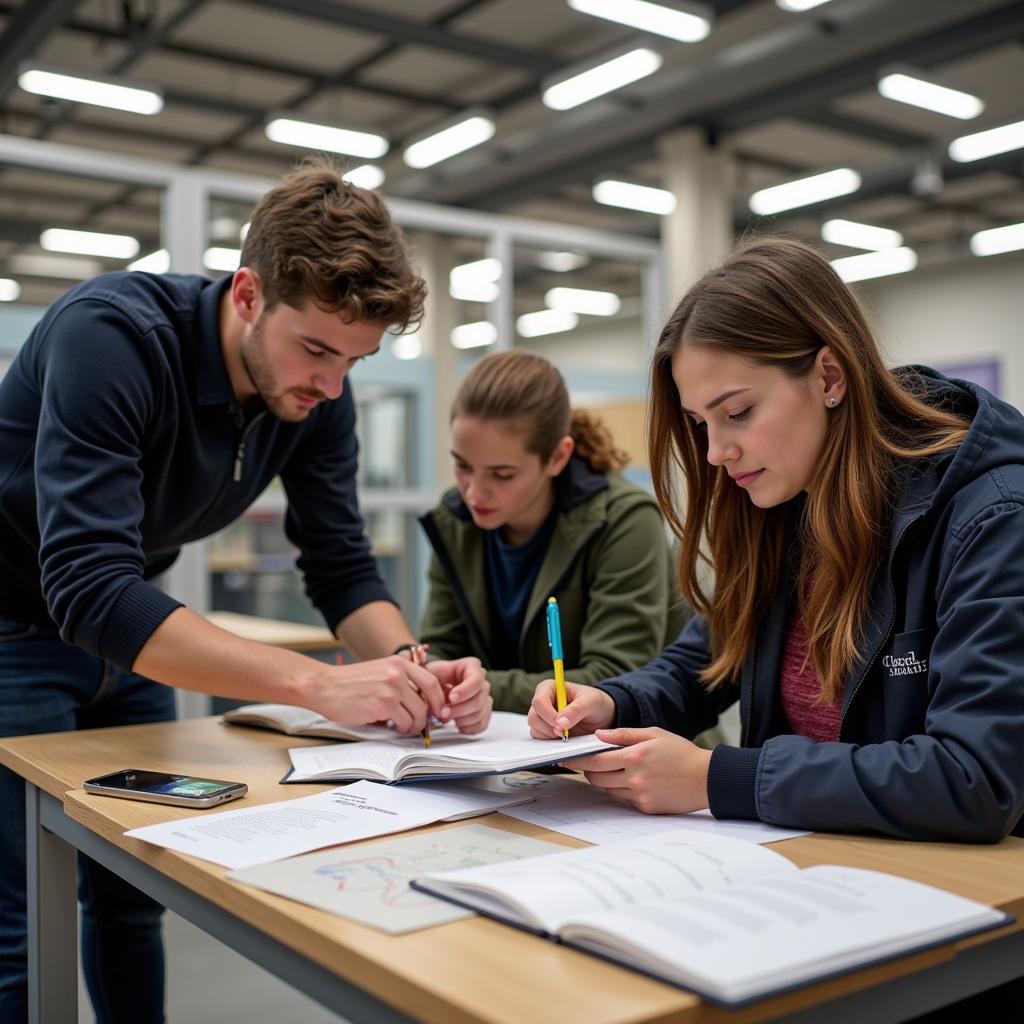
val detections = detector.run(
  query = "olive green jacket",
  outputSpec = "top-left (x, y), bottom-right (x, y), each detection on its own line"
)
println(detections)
top-left (418, 457), bottom-right (685, 712)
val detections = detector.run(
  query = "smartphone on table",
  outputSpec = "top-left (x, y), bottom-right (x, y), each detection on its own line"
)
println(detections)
top-left (83, 769), bottom-right (247, 808)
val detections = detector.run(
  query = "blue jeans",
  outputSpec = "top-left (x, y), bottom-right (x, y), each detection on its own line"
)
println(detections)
top-left (0, 615), bottom-right (176, 1024)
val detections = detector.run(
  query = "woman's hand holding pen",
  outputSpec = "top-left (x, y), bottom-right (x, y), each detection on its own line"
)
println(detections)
top-left (569, 729), bottom-right (712, 815)
top-left (307, 656), bottom-right (445, 736)
top-left (528, 679), bottom-right (616, 738)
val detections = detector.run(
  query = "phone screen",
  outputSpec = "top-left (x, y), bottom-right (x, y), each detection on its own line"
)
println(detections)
top-left (90, 770), bottom-right (239, 799)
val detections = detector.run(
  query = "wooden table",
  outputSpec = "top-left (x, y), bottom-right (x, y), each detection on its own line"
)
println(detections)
top-left (2, 717), bottom-right (1022, 1024)
top-left (205, 611), bottom-right (341, 651)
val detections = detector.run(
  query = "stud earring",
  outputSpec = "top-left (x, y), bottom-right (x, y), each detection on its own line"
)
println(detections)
top-left (827, 397), bottom-right (838, 408)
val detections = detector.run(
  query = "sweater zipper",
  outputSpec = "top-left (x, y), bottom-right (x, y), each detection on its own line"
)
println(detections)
top-left (233, 411), bottom-right (266, 482)
top-left (838, 515), bottom-right (916, 737)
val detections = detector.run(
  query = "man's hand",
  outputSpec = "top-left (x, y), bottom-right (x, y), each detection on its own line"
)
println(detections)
top-left (528, 679), bottom-right (616, 738)
top-left (565, 727), bottom-right (712, 815)
top-left (306, 656), bottom-right (445, 735)
top-left (426, 657), bottom-right (492, 733)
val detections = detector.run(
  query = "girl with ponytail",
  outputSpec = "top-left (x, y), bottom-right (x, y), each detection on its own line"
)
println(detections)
top-left (419, 350), bottom-right (683, 713)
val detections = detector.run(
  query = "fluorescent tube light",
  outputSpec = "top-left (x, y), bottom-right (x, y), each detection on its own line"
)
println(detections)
top-left (451, 321), bottom-right (498, 349)
top-left (403, 110), bottom-right (495, 169)
top-left (343, 164), bottom-right (385, 190)
top-left (969, 223), bottom-right (1024, 257)
top-left (567, 1), bottom-right (711, 43)
top-left (877, 68), bottom-right (983, 120)
top-left (449, 258), bottom-right (502, 303)
top-left (593, 178), bottom-right (676, 215)
top-left (41, 228), bottom-right (139, 260)
top-left (821, 219), bottom-right (903, 251)
top-left (749, 168), bottom-right (860, 215)
top-left (128, 249), bottom-right (170, 273)
top-left (18, 63), bottom-right (163, 115)
top-left (265, 116), bottom-right (388, 159)
top-left (948, 119), bottom-right (1024, 163)
top-left (517, 309), bottom-right (579, 338)
top-left (390, 330), bottom-right (422, 360)
top-left (203, 247), bottom-right (241, 272)
top-left (0, 278), bottom-right (21, 302)
top-left (543, 48), bottom-right (662, 111)
top-left (10, 254), bottom-right (103, 279)
top-left (776, 0), bottom-right (833, 10)
top-left (831, 247), bottom-right (917, 283)
top-left (536, 251), bottom-right (590, 272)
top-left (545, 287), bottom-right (621, 316)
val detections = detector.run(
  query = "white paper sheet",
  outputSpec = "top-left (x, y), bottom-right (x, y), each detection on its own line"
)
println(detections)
top-left (493, 775), bottom-right (809, 845)
top-left (124, 779), bottom-right (532, 869)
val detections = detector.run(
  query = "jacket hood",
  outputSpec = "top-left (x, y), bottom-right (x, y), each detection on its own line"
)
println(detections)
top-left (439, 453), bottom-right (610, 521)
top-left (894, 366), bottom-right (1024, 521)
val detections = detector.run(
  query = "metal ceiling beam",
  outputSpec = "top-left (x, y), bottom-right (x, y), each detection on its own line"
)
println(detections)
top-left (31, 0), bottom-right (208, 141)
top-left (243, 0), bottom-right (559, 74)
top-left (40, 12), bottom-right (461, 112)
top-left (734, 146), bottom-right (1024, 227)
top-left (714, 1), bottom-right (1024, 132)
top-left (392, 0), bottom-right (1023, 207)
top-left (0, 0), bottom-right (80, 103)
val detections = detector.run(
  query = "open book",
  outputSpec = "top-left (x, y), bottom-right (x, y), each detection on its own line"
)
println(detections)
top-left (224, 705), bottom-right (522, 743)
top-left (286, 731), bottom-right (617, 784)
top-left (411, 831), bottom-right (1010, 1007)
top-left (223, 703), bottom-right (421, 741)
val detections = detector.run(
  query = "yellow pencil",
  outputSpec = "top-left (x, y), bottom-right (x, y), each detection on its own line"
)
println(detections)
top-left (546, 597), bottom-right (569, 741)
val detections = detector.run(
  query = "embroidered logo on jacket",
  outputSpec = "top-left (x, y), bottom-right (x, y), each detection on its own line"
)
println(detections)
top-left (882, 650), bottom-right (928, 676)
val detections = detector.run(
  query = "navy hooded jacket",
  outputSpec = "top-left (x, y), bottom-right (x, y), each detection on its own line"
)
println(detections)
top-left (0, 272), bottom-right (392, 669)
top-left (598, 369), bottom-right (1024, 842)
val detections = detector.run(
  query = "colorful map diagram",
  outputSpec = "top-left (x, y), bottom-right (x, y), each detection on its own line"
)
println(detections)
top-left (229, 824), bottom-right (565, 934)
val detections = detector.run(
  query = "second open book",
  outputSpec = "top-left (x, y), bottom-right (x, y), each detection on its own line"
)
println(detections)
top-left (411, 831), bottom-right (1010, 1007)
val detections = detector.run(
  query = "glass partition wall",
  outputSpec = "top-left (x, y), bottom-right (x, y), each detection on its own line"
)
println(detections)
top-left (0, 133), bottom-right (662, 716)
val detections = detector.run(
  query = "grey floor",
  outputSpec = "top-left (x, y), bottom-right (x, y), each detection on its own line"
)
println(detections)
top-left (78, 910), bottom-right (348, 1023)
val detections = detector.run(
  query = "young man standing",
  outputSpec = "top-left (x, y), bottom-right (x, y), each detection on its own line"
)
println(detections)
top-left (0, 157), bottom-right (491, 1022)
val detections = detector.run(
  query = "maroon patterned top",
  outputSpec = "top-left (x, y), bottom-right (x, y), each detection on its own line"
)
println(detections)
top-left (779, 610), bottom-right (840, 741)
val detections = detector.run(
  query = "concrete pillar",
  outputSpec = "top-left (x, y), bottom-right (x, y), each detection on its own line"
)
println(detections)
top-left (412, 232), bottom-right (459, 493)
top-left (658, 126), bottom-right (735, 311)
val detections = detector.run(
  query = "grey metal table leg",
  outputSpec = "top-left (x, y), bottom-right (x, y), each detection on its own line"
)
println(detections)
top-left (25, 782), bottom-right (77, 1024)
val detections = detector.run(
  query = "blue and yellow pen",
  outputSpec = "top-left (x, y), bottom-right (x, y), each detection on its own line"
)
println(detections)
top-left (546, 597), bottom-right (569, 741)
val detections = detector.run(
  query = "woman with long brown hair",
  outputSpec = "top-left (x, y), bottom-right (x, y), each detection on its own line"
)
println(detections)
top-left (419, 349), bottom-right (684, 713)
top-left (529, 237), bottom-right (1024, 842)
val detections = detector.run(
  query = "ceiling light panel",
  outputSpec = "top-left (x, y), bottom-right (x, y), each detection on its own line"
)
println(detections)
top-left (265, 116), bottom-right (388, 159)
top-left (877, 67), bottom-right (984, 120)
top-left (403, 110), bottom-right (495, 169)
top-left (567, 1), bottom-right (712, 44)
top-left (18, 63), bottom-right (163, 115)
top-left (749, 168), bottom-right (861, 215)
top-left (543, 48), bottom-right (662, 111)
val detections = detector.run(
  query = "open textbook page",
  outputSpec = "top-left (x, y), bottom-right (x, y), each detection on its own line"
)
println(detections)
top-left (412, 831), bottom-right (1010, 1006)
top-left (286, 731), bottom-right (617, 783)
top-left (224, 705), bottom-right (527, 743)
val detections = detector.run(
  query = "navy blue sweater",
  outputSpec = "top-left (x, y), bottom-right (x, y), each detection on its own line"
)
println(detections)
top-left (0, 272), bottom-right (392, 669)
top-left (598, 369), bottom-right (1024, 842)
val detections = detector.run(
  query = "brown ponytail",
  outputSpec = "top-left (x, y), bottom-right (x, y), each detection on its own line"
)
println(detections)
top-left (452, 350), bottom-right (628, 472)
top-left (569, 410), bottom-right (629, 472)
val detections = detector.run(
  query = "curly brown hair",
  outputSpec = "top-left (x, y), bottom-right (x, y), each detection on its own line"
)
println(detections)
top-left (240, 155), bottom-right (426, 330)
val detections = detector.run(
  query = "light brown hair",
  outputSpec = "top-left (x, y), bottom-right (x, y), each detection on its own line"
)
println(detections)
top-left (648, 237), bottom-right (969, 700)
top-left (240, 155), bottom-right (425, 330)
top-left (452, 350), bottom-right (628, 473)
